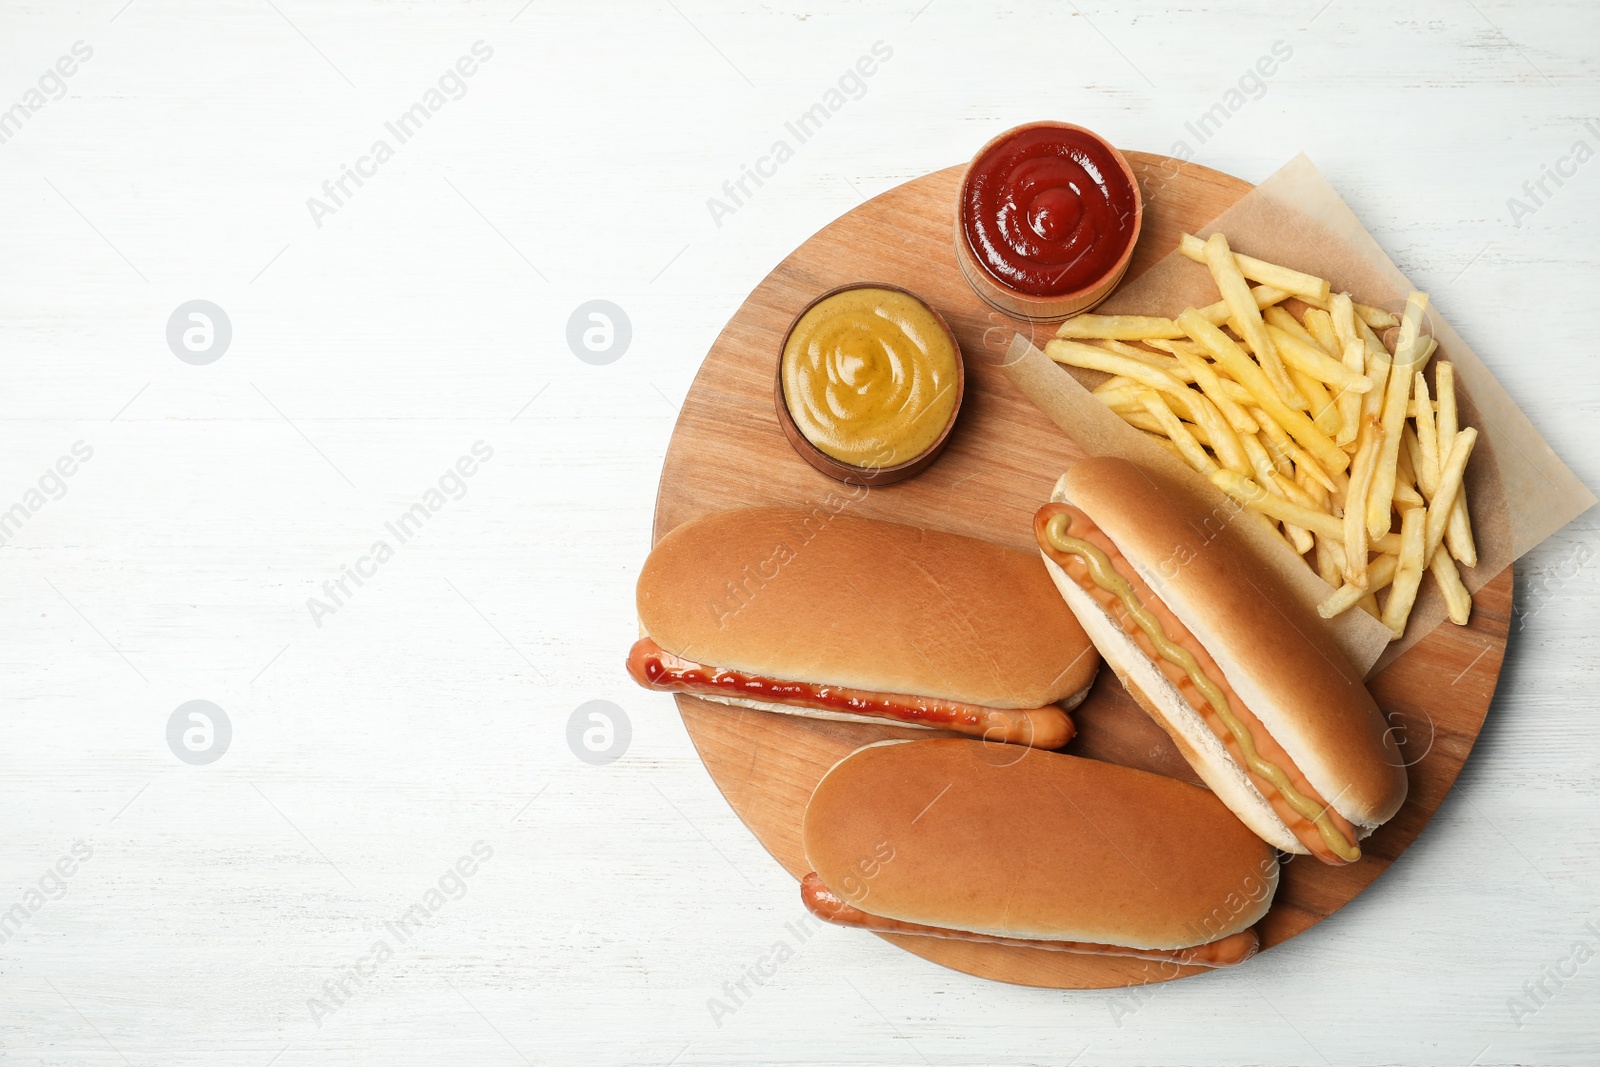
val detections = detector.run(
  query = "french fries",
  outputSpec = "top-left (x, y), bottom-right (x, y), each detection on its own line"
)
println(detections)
top-left (1431, 550), bottom-right (1473, 625)
top-left (1179, 233), bottom-right (1331, 303)
top-left (1139, 389), bottom-right (1217, 476)
top-left (1366, 293), bottom-right (1430, 539)
top-left (1319, 553), bottom-right (1400, 618)
top-left (1265, 323), bottom-right (1373, 395)
top-left (1060, 232), bottom-right (1480, 642)
top-left (1044, 339), bottom-right (1188, 395)
top-left (1381, 507), bottom-right (1428, 637)
top-left (1196, 284), bottom-right (1296, 326)
top-left (1177, 309), bottom-right (1349, 475)
top-left (1343, 416), bottom-right (1383, 587)
top-left (1201, 234), bottom-right (1304, 409)
top-left (1435, 361), bottom-right (1478, 566)
top-left (1055, 315), bottom-right (1185, 341)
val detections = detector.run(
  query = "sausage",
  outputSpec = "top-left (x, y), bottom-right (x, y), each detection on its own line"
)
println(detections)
top-left (627, 638), bottom-right (1074, 749)
top-left (800, 872), bottom-right (1259, 969)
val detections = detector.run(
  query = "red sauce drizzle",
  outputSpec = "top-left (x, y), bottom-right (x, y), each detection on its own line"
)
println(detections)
top-left (625, 638), bottom-right (1073, 747)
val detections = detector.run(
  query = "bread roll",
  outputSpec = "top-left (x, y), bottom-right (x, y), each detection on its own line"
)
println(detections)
top-left (803, 739), bottom-right (1278, 950)
top-left (638, 507), bottom-right (1098, 710)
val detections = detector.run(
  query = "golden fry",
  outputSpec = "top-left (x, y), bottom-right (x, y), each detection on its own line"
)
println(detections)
top-left (1296, 465), bottom-right (1331, 510)
top-left (1117, 408), bottom-right (1201, 441)
top-left (1196, 284), bottom-right (1296, 326)
top-left (1329, 294), bottom-right (1364, 449)
top-left (1171, 347), bottom-right (1259, 434)
top-left (1044, 339), bottom-right (1188, 394)
top-left (1343, 415), bottom-right (1383, 586)
top-left (1358, 322), bottom-right (1393, 422)
top-left (1334, 340), bottom-right (1366, 448)
top-left (1425, 427), bottom-right (1479, 564)
top-left (1099, 340), bottom-right (1197, 382)
top-left (1315, 534), bottom-right (1343, 588)
top-left (1329, 293), bottom-right (1358, 349)
top-left (1137, 389), bottom-right (1216, 475)
top-left (1366, 292), bottom-right (1430, 539)
top-left (1413, 370), bottom-right (1441, 497)
top-left (1271, 471), bottom-right (1321, 510)
top-left (1266, 323), bottom-right (1374, 393)
top-left (1284, 522), bottom-right (1315, 555)
top-left (1393, 437), bottom-right (1426, 508)
top-left (1239, 432), bottom-right (1279, 488)
top-left (1177, 309), bottom-right (1349, 474)
top-left (1303, 308), bottom-right (1341, 359)
top-left (1252, 406), bottom-right (1336, 491)
top-left (1179, 233), bottom-right (1331, 302)
top-left (1381, 506), bottom-right (1428, 637)
top-left (1189, 392), bottom-right (1250, 474)
top-left (1319, 554), bottom-right (1400, 618)
top-left (1263, 305), bottom-right (1321, 349)
top-left (1202, 234), bottom-right (1305, 409)
top-left (1211, 470), bottom-right (1343, 543)
top-left (1355, 302), bottom-right (1399, 330)
top-left (1430, 549), bottom-right (1473, 625)
top-left (1056, 315), bottom-right (1185, 341)
top-left (1251, 407), bottom-right (1297, 475)
top-left (1291, 366), bottom-right (1342, 439)
top-left (1435, 361), bottom-right (1478, 566)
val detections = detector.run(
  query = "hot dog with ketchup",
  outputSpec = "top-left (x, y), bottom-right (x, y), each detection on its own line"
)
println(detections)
top-left (800, 738), bottom-right (1276, 967)
top-left (628, 507), bottom-right (1098, 747)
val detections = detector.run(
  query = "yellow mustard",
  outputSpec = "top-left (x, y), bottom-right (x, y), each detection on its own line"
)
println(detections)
top-left (1043, 513), bottom-right (1361, 863)
top-left (781, 287), bottom-right (959, 468)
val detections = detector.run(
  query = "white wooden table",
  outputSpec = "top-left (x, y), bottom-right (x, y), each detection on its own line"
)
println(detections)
top-left (1, 1), bottom-right (1597, 1063)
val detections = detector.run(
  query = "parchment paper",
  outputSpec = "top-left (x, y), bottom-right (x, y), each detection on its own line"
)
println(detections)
top-left (1004, 153), bottom-right (1595, 676)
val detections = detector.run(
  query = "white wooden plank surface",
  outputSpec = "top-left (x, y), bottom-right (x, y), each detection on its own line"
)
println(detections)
top-left (0, 1), bottom-right (1597, 1063)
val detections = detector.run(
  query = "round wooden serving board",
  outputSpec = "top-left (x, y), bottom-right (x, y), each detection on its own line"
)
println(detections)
top-left (650, 153), bottom-right (1512, 989)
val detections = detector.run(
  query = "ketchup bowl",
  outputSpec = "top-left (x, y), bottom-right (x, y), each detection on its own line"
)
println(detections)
top-left (954, 121), bottom-right (1143, 322)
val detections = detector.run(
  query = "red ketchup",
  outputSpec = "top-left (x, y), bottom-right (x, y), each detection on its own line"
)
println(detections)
top-left (960, 124), bottom-right (1139, 297)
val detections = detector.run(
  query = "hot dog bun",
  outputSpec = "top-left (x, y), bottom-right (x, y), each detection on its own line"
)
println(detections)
top-left (803, 738), bottom-right (1277, 950)
top-left (637, 507), bottom-right (1098, 711)
top-left (1041, 457), bottom-right (1407, 852)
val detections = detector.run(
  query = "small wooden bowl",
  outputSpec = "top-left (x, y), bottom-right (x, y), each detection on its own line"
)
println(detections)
top-left (774, 283), bottom-right (965, 487)
top-left (953, 121), bottom-right (1143, 323)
